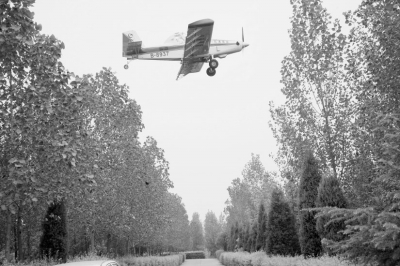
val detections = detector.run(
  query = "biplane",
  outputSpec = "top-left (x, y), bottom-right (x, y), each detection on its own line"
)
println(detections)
top-left (122, 19), bottom-right (249, 80)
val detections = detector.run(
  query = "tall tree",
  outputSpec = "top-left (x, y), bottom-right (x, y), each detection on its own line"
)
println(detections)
top-left (318, 1), bottom-right (400, 264)
top-left (266, 189), bottom-right (300, 256)
top-left (298, 152), bottom-right (322, 257)
top-left (269, 0), bottom-right (357, 202)
top-left (204, 211), bottom-right (221, 256)
top-left (189, 213), bottom-right (204, 250)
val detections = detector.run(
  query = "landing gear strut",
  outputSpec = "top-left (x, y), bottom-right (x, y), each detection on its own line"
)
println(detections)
top-left (206, 58), bottom-right (218, 77)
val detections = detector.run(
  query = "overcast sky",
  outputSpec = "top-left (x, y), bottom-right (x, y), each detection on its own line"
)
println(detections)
top-left (32, 0), bottom-right (361, 223)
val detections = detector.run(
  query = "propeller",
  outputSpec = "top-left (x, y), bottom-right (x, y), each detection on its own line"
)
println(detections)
top-left (242, 27), bottom-right (244, 42)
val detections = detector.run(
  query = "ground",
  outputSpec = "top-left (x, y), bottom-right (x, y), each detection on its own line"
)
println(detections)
top-left (182, 259), bottom-right (222, 266)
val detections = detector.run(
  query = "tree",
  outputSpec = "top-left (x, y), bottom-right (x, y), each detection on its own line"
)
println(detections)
top-left (298, 152), bottom-right (322, 257)
top-left (216, 231), bottom-right (228, 251)
top-left (189, 213), bottom-right (204, 250)
top-left (204, 211), bottom-right (221, 256)
top-left (255, 203), bottom-right (267, 251)
top-left (224, 154), bottom-right (277, 244)
top-left (266, 189), bottom-right (300, 256)
top-left (269, 0), bottom-right (359, 204)
top-left (317, 1), bottom-right (400, 264)
top-left (0, 0), bottom-right (96, 261)
top-left (316, 175), bottom-right (347, 247)
top-left (249, 220), bottom-right (258, 252)
top-left (39, 199), bottom-right (68, 263)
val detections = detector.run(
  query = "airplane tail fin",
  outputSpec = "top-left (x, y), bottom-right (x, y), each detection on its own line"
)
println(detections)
top-left (123, 30), bottom-right (142, 57)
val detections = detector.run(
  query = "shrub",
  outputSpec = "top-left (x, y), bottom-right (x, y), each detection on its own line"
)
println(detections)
top-left (215, 250), bottom-right (224, 260)
top-left (118, 254), bottom-right (184, 266)
top-left (184, 251), bottom-right (205, 259)
top-left (218, 251), bottom-right (352, 266)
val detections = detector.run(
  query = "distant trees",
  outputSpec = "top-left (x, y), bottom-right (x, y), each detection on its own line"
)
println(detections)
top-left (189, 213), bottom-right (204, 250)
top-left (204, 211), bottom-right (222, 256)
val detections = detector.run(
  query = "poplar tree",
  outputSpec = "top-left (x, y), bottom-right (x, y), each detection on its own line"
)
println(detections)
top-left (298, 152), bottom-right (322, 257)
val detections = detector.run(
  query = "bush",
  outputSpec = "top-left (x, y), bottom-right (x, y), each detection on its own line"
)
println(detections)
top-left (118, 254), bottom-right (185, 266)
top-left (218, 251), bottom-right (352, 266)
top-left (184, 251), bottom-right (205, 259)
top-left (215, 250), bottom-right (224, 260)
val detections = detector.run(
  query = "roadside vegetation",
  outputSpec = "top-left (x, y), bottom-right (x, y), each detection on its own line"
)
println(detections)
top-left (0, 0), bottom-right (191, 263)
top-left (213, 0), bottom-right (400, 266)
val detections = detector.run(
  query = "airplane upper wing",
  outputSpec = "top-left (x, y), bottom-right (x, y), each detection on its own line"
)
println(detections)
top-left (176, 19), bottom-right (214, 80)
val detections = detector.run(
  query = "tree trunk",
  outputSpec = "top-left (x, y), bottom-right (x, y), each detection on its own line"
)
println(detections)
top-left (5, 211), bottom-right (11, 262)
top-left (90, 226), bottom-right (95, 253)
top-left (106, 233), bottom-right (111, 254)
top-left (27, 226), bottom-right (31, 262)
top-left (17, 206), bottom-right (22, 261)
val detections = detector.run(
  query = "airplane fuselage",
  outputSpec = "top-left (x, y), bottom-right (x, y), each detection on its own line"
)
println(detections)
top-left (122, 19), bottom-right (249, 78)
top-left (126, 39), bottom-right (247, 61)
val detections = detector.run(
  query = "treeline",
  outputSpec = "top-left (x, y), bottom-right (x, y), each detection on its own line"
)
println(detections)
top-left (217, 0), bottom-right (400, 265)
top-left (0, 0), bottom-right (190, 263)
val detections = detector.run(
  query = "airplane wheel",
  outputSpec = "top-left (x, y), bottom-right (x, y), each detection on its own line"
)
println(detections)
top-left (124, 64), bottom-right (129, 69)
top-left (206, 67), bottom-right (216, 77)
top-left (209, 59), bottom-right (219, 69)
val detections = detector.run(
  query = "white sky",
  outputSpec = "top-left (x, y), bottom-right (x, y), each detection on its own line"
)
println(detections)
top-left (32, 0), bottom-right (361, 223)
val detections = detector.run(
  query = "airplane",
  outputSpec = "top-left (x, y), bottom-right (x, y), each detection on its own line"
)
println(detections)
top-left (122, 19), bottom-right (249, 80)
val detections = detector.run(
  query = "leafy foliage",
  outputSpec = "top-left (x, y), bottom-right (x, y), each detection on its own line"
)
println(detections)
top-left (0, 0), bottom-right (191, 260)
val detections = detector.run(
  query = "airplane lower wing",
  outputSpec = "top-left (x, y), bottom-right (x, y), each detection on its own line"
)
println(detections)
top-left (176, 19), bottom-right (214, 80)
top-left (176, 61), bottom-right (204, 80)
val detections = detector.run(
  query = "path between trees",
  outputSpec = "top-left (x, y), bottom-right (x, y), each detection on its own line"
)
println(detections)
top-left (182, 259), bottom-right (222, 266)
